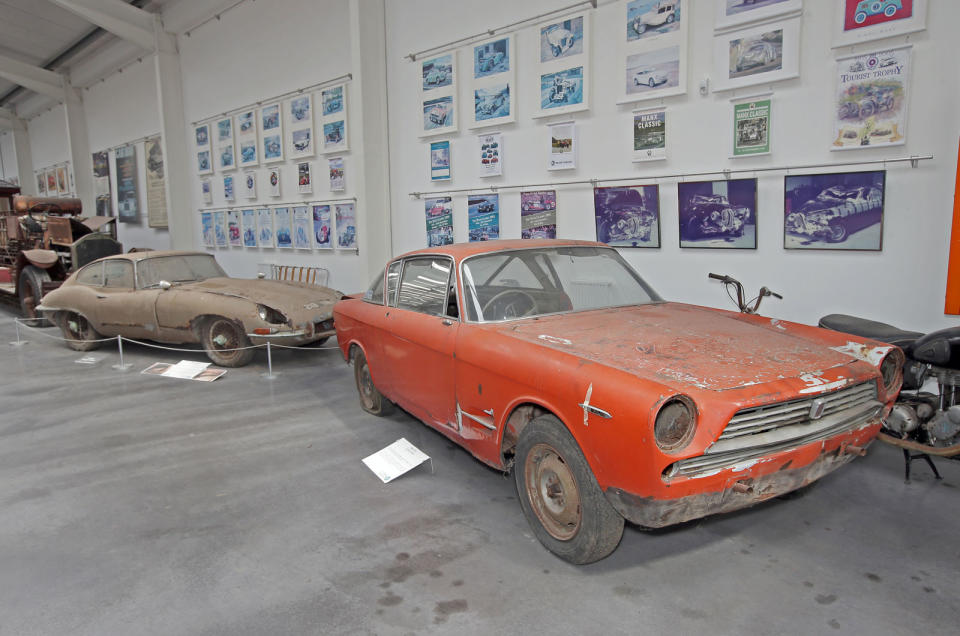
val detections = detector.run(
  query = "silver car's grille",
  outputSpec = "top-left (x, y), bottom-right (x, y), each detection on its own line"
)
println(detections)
top-left (718, 382), bottom-right (877, 441)
top-left (668, 382), bottom-right (881, 479)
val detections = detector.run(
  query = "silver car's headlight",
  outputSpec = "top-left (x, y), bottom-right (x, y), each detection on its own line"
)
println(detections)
top-left (257, 304), bottom-right (286, 324)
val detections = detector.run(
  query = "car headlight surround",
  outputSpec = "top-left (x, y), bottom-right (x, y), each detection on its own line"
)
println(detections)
top-left (879, 348), bottom-right (905, 395)
top-left (257, 304), bottom-right (287, 324)
top-left (654, 395), bottom-right (698, 453)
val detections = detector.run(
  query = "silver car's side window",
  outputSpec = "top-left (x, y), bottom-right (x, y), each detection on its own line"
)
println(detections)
top-left (386, 261), bottom-right (402, 308)
top-left (395, 257), bottom-right (451, 316)
top-left (75, 262), bottom-right (104, 287)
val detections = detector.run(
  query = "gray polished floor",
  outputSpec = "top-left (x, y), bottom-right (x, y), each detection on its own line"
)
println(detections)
top-left (1, 306), bottom-right (957, 636)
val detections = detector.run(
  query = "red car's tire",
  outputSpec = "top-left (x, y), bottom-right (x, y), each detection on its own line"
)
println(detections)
top-left (352, 346), bottom-right (393, 416)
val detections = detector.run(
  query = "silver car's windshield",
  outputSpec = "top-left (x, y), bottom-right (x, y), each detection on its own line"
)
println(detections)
top-left (137, 254), bottom-right (227, 288)
top-left (461, 246), bottom-right (661, 322)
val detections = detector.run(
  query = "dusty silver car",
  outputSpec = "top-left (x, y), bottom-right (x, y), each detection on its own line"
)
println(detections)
top-left (37, 251), bottom-right (341, 366)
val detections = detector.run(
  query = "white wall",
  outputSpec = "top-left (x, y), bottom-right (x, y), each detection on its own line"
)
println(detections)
top-left (27, 104), bottom-right (70, 168)
top-left (0, 131), bottom-right (16, 184)
top-left (175, 0), bottom-right (367, 292)
top-left (385, 0), bottom-right (960, 333)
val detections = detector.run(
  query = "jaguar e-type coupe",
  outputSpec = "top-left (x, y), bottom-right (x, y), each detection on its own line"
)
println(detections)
top-left (334, 240), bottom-right (902, 564)
top-left (38, 251), bottom-right (341, 367)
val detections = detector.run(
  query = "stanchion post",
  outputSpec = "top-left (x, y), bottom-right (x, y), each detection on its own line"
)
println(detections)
top-left (112, 336), bottom-right (133, 371)
top-left (261, 341), bottom-right (277, 380)
top-left (9, 318), bottom-right (28, 347)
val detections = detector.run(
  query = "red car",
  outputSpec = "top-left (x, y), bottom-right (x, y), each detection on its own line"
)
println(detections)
top-left (334, 240), bottom-right (901, 563)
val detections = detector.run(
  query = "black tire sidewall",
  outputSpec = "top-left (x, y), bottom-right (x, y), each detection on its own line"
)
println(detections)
top-left (202, 317), bottom-right (254, 367)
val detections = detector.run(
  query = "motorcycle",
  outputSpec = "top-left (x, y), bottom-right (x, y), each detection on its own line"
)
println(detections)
top-left (709, 273), bottom-right (960, 481)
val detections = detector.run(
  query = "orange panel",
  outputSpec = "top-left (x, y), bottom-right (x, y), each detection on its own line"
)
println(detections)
top-left (946, 138), bottom-right (960, 315)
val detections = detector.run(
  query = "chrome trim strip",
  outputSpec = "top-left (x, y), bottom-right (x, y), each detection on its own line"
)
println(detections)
top-left (457, 404), bottom-right (497, 430)
top-left (578, 403), bottom-right (612, 419)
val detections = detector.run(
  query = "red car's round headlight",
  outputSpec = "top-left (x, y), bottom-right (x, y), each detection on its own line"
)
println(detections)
top-left (655, 396), bottom-right (697, 452)
top-left (880, 348), bottom-right (905, 395)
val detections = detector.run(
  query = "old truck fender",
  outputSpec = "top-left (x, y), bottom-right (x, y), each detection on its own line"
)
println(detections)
top-left (20, 249), bottom-right (59, 269)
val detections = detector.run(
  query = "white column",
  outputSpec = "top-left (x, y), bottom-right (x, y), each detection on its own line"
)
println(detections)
top-left (13, 126), bottom-right (36, 196)
top-left (350, 0), bottom-right (392, 285)
top-left (63, 86), bottom-right (94, 210)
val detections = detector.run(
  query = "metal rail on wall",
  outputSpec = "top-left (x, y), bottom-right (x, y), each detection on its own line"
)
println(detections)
top-left (404, 0), bottom-right (597, 61)
top-left (408, 154), bottom-right (934, 198)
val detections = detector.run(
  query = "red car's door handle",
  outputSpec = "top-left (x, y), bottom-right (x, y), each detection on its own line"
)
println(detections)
top-left (441, 319), bottom-right (453, 326)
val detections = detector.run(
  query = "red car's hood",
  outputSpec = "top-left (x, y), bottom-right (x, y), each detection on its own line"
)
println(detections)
top-left (485, 303), bottom-right (859, 392)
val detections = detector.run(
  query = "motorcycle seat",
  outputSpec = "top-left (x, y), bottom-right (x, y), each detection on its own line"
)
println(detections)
top-left (818, 313), bottom-right (923, 348)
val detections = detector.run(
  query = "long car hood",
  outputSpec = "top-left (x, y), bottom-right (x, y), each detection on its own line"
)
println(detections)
top-left (180, 278), bottom-right (341, 309)
top-left (487, 303), bottom-right (859, 392)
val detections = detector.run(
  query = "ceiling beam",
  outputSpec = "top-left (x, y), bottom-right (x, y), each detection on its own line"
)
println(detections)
top-left (47, 0), bottom-right (158, 51)
top-left (0, 108), bottom-right (27, 131)
top-left (0, 54), bottom-right (66, 101)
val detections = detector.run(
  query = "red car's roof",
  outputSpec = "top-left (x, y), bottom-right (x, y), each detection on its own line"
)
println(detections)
top-left (398, 238), bottom-right (607, 261)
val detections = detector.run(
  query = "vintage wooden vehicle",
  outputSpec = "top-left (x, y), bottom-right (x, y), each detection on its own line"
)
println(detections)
top-left (0, 196), bottom-right (121, 319)
top-left (334, 239), bottom-right (903, 564)
top-left (37, 251), bottom-right (342, 367)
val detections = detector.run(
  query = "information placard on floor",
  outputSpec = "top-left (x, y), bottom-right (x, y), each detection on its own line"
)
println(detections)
top-left (362, 438), bottom-right (431, 483)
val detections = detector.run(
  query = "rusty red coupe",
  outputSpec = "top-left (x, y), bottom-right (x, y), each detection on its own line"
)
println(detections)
top-left (334, 240), bottom-right (902, 563)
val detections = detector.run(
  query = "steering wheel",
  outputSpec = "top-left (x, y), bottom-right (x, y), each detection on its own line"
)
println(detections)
top-left (482, 289), bottom-right (538, 320)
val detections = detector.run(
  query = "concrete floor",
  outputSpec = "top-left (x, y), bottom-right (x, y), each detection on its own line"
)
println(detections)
top-left (1, 306), bottom-right (958, 636)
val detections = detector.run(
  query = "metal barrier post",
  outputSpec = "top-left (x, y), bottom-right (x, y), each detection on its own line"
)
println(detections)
top-left (112, 336), bottom-right (133, 371)
top-left (9, 318), bottom-right (27, 347)
top-left (261, 341), bottom-right (277, 380)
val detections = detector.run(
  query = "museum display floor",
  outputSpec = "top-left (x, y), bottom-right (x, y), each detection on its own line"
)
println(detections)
top-left (1, 307), bottom-right (957, 636)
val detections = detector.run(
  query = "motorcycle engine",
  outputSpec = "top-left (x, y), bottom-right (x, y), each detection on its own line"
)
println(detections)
top-left (883, 403), bottom-right (920, 434)
top-left (923, 405), bottom-right (960, 447)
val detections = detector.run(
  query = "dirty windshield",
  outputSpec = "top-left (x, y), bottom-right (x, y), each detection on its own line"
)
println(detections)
top-left (461, 246), bottom-right (660, 322)
top-left (137, 254), bottom-right (226, 289)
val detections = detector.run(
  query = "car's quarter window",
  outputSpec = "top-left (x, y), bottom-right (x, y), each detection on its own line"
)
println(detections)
top-left (103, 260), bottom-right (134, 289)
top-left (137, 254), bottom-right (227, 289)
top-left (395, 257), bottom-right (452, 316)
top-left (385, 261), bottom-right (402, 308)
top-left (75, 262), bottom-right (104, 286)
top-left (363, 271), bottom-right (385, 304)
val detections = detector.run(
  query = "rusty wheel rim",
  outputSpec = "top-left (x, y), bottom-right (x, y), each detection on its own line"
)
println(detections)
top-left (208, 319), bottom-right (240, 360)
top-left (66, 313), bottom-right (89, 340)
top-left (357, 357), bottom-right (376, 410)
top-left (524, 443), bottom-right (581, 541)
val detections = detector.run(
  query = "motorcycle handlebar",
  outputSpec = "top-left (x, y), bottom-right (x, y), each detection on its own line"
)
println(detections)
top-left (708, 272), bottom-right (732, 283)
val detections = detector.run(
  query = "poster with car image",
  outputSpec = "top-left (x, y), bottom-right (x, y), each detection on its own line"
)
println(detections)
top-left (257, 208), bottom-right (274, 248)
top-left (425, 197), bottom-right (454, 247)
top-left (534, 13), bottom-right (590, 118)
top-left (618, 1), bottom-right (686, 104)
top-left (832, 46), bottom-right (910, 150)
top-left (297, 161), bottom-right (312, 194)
top-left (216, 117), bottom-right (235, 171)
top-left (195, 123), bottom-right (213, 175)
top-left (594, 185), bottom-right (660, 248)
top-left (274, 207), bottom-right (293, 248)
top-left (260, 103), bottom-right (284, 163)
top-left (145, 136), bottom-right (167, 228)
top-left (293, 206), bottom-right (312, 249)
top-left (833, 0), bottom-right (926, 47)
top-left (115, 145), bottom-right (139, 223)
top-left (214, 211), bottom-right (228, 247)
top-left (714, 0), bottom-right (802, 32)
top-left (732, 97), bottom-right (770, 157)
top-left (520, 190), bottom-right (557, 239)
top-left (677, 179), bottom-right (757, 249)
top-left (201, 178), bottom-right (212, 204)
top-left (633, 107), bottom-right (666, 161)
top-left (329, 157), bottom-right (345, 192)
top-left (235, 110), bottom-right (258, 167)
top-left (92, 150), bottom-right (111, 215)
top-left (223, 174), bottom-right (235, 202)
top-left (313, 204), bottom-right (332, 249)
top-left (319, 83), bottom-right (349, 153)
top-left (288, 94), bottom-right (314, 159)
top-left (477, 132), bottom-right (502, 178)
top-left (242, 170), bottom-right (257, 199)
top-left (267, 167), bottom-right (281, 197)
top-left (469, 35), bottom-right (515, 128)
top-left (430, 140), bottom-right (450, 181)
top-left (547, 122), bottom-right (576, 171)
top-left (419, 51), bottom-right (458, 136)
top-left (468, 194), bottom-right (500, 241)
top-left (712, 17), bottom-right (800, 91)
top-left (336, 203), bottom-right (357, 249)
top-left (241, 209), bottom-right (257, 247)
top-left (227, 209), bottom-right (242, 247)
top-left (784, 171), bottom-right (884, 250)
top-left (201, 212), bottom-right (215, 248)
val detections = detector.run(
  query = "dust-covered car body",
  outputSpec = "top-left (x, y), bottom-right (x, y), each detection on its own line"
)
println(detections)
top-left (785, 186), bottom-right (883, 243)
top-left (37, 251), bottom-right (341, 366)
top-left (334, 239), bottom-right (900, 563)
top-left (684, 195), bottom-right (750, 239)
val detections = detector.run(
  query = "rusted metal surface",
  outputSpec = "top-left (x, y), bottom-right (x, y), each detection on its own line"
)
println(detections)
top-left (12, 196), bottom-right (82, 215)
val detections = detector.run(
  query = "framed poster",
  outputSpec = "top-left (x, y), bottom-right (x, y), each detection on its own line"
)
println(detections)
top-left (320, 83), bottom-right (349, 153)
top-left (619, 1), bottom-right (687, 104)
top-left (56, 166), bottom-right (68, 194)
top-left (678, 179), bottom-right (757, 249)
top-left (833, 46), bottom-right (910, 150)
top-left (257, 208), bottom-right (274, 248)
top-left (115, 146), bottom-right (139, 223)
top-left (92, 150), bottom-right (112, 215)
top-left (298, 161), bottom-right (313, 194)
top-left (329, 157), bottom-right (345, 192)
top-left (215, 117), bottom-right (235, 171)
top-left (145, 136), bottom-right (167, 228)
top-left (293, 205), bottom-right (312, 249)
top-left (547, 121), bottom-right (576, 171)
top-left (261, 103), bottom-right (284, 164)
top-left (425, 197), bottom-right (454, 247)
top-left (784, 171), bottom-right (885, 250)
top-left (714, 0), bottom-right (803, 32)
top-left (633, 107), bottom-right (666, 162)
top-left (200, 178), bottom-right (213, 204)
top-left (420, 51), bottom-right (458, 136)
top-left (274, 206), bottom-right (293, 248)
top-left (35, 171), bottom-right (46, 196)
top-left (288, 94), bottom-right (315, 159)
top-left (201, 212), bottom-right (215, 248)
top-left (241, 209), bottom-right (257, 247)
top-left (594, 185), bottom-right (661, 248)
top-left (731, 95), bottom-right (771, 157)
top-left (223, 174), bottom-right (235, 202)
top-left (469, 35), bottom-right (516, 129)
top-left (468, 194), bottom-right (500, 241)
top-left (335, 203), bottom-right (358, 249)
top-left (242, 170), bottom-right (257, 199)
top-left (833, 0), bottom-right (926, 47)
top-left (195, 123), bottom-right (213, 175)
top-left (227, 209), bottom-right (242, 247)
top-left (214, 211), bottom-right (228, 247)
top-left (477, 132), bottom-right (502, 178)
top-left (313, 204), bottom-right (333, 249)
top-left (712, 18), bottom-right (801, 92)
top-left (535, 12), bottom-right (590, 118)
top-left (520, 190), bottom-right (557, 238)
top-left (45, 170), bottom-right (57, 194)
top-left (430, 140), bottom-right (451, 181)
top-left (267, 167), bottom-right (281, 197)
top-left (236, 110), bottom-right (259, 167)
